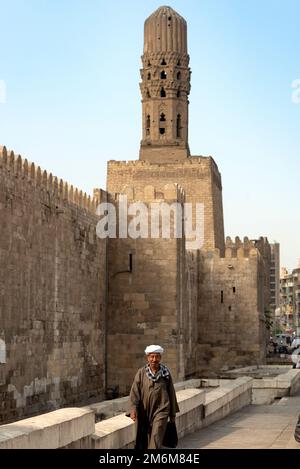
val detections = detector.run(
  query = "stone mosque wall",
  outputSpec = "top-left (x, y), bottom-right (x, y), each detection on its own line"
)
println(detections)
top-left (106, 183), bottom-right (198, 395)
top-left (0, 146), bottom-right (106, 423)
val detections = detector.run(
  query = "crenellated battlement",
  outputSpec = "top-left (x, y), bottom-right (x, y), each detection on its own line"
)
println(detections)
top-left (201, 237), bottom-right (259, 260)
top-left (0, 145), bottom-right (100, 213)
top-left (224, 235), bottom-right (270, 260)
top-left (108, 155), bottom-right (219, 170)
top-left (108, 182), bottom-right (185, 203)
top-left (226, 235), bottom-right (255, 249)
top-left (224, 236), bottom-right (258, 259)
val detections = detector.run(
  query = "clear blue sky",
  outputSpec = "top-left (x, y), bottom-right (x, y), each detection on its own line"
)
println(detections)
top-left (1, 0), bottom-right (300, 271)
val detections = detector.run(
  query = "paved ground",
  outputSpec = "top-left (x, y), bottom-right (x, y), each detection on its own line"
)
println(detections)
top-left (179, 395), bottom-right (300, 449)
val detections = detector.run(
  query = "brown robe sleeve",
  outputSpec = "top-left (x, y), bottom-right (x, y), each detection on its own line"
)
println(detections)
top-left (168, 373), bottom-right (180, 418)
top-left (125, 368), bottom-right (142, 417)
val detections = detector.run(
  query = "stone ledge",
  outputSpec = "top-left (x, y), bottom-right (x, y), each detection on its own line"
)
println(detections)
top-left (0, 408), bottom-right (94, 449)
top-left (252, 369), bottom-right (300, 404)
top-left (92, 414), bottom-right (136, 449)
top-left (204, 377), bottom-right (253, 417)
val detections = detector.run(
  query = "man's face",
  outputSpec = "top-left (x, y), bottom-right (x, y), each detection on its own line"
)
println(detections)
top-left (147, 353), bottom-right (161, 369)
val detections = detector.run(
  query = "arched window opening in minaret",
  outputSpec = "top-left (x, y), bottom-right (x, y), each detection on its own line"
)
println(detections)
top-left (160, 87), bottom-right (166, 97)
top-left (161, 58), bottom-right (167, 65)
top-left (147, 60), bottom-right (151, 67)
top-left (177, 71), bottom-right (181, 80)
top-left (177, 60), bottom-right (181, 66)
top-left (146, 115), bottom-right (150, 135)
top-left (160, 113), bottom-right (166, 122)
top-left (160, 70), bottom-right (167, 79)
top-left (147, 72), bottom-right (151, 80)
top-left (159, 128), bottom-right (165, 135)
top-left (177, 90), bottom-right (181, 98)
top-left (146, 89), bottom-right (151, 98)
top-left (176, 114), bottom-right (182, 138)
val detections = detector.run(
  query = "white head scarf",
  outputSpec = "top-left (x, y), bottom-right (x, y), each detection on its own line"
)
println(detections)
top-left (145, 344), bottom-right (164, 355)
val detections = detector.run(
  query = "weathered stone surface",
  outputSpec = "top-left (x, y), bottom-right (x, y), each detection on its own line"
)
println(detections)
top-left (0, 148), bottom-right (106, 423)
top-left (0, 407), bottom-right (94, 449)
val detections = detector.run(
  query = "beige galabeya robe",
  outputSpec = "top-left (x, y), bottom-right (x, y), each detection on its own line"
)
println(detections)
top-left (126, 366), bottom-right (179, 449)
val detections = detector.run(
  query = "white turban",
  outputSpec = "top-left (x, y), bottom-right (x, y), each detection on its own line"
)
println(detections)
top-left (145, 344), bottom-right (164, 355)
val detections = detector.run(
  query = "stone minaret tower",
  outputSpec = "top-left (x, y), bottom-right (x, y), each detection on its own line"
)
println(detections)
top-left (139, 6), bottom-right (191, 163)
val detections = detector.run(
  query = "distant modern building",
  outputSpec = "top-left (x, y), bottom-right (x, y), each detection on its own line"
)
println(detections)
top-left (292, 266), bottom-right (300, 336)
top-left (269, 243), bottom-right (280, 314)
top-left (280, 261), bottom-right (300, 335)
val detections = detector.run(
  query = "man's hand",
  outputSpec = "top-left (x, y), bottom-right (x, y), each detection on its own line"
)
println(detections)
top-left (130, 411), bottom-right (137, 422)
top-left (169, 416), bottom-right (175, 423)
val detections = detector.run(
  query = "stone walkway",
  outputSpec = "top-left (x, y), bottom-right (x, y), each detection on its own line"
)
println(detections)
top-left (179, 395), bottom-right (300, 449)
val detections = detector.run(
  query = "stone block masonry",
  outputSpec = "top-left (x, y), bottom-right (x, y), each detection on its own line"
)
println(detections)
top-left (106, 184), bottom-right (198, 394)
top-left (107, 156), bottom-right (225, 255)
top-left (0, 146), bottom-right (106, 424)
top-left (197, 240), bottom-right (268, 375)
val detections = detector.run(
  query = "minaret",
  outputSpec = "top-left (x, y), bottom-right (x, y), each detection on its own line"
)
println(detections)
top-left (139, 6), bottom-right (191, 163)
